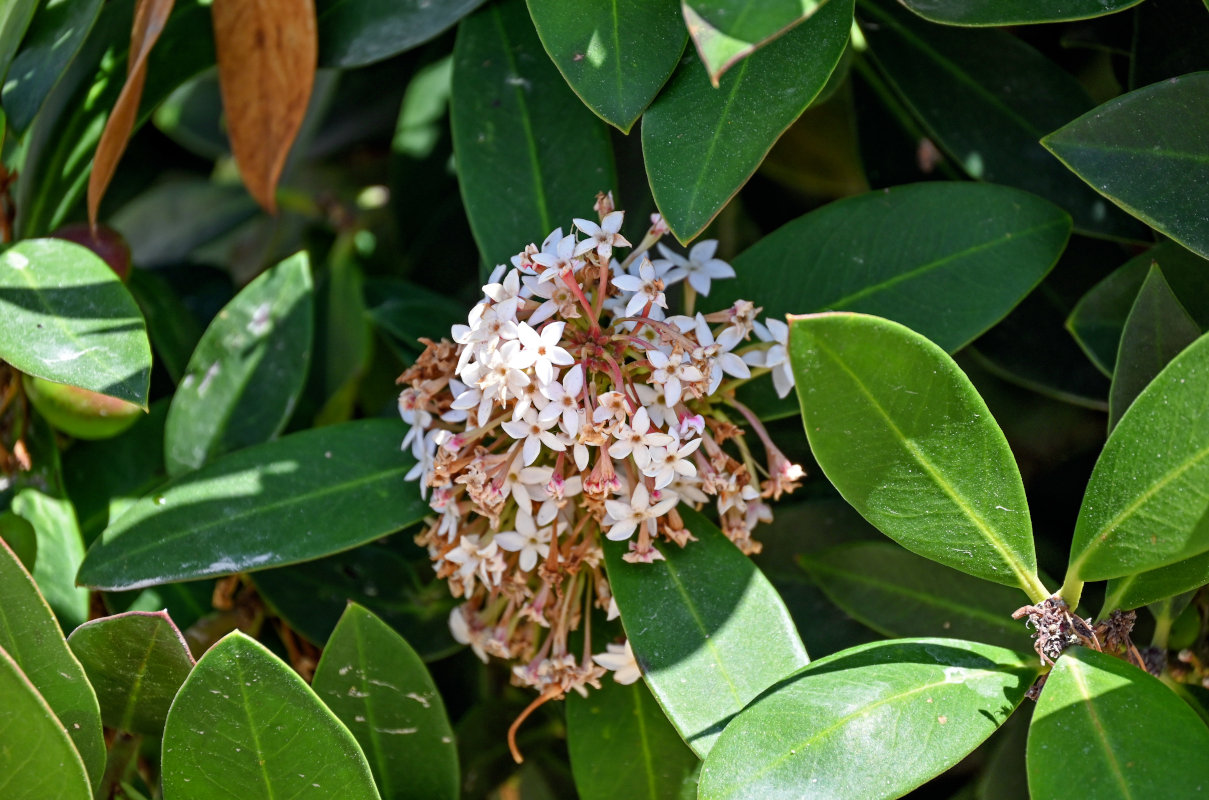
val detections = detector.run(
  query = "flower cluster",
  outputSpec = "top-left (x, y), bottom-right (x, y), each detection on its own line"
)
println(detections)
top-left (396, 193), bottom-right (802, 722)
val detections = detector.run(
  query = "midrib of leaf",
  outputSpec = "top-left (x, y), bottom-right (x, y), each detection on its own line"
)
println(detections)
top-left (353, 622), bottom-right (391, 796)
top-left (118, 629), bottom-right (160, 731)
top-left (820, 216), bottom-right (1065, 312)
top-left (1047, 140), bottom-right (1209, 166)
top-left (1071, 441), bottom-right (1209, 579)
top-left (1069, 661), bottom-right (1133, 799)
top-left (803, 557), bottom-right (1024, 633)
top-left (811, 335), bottom-right (1046, 601)
top-left (655, 554), bottom-right (744, 707)
top-left (489, 5), bottom-right (551, 236)
top-left (859, 0), bottom-right (1048, 139)
top-left (681, 56), bottom-right (751, 222)
top-left (234, 654), bottom-right (277, 799)
top-left (91, 462), bottom-right (420, 577)
top-left (633, 683), bottom-right (659, 800)
top-left (610, 0), bottom-right (623, 110)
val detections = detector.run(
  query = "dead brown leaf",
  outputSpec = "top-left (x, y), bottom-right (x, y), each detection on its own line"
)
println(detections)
top-left (212, 0), bottom-right (317, 214)
top-left (86, 0), bottom-right (176, 229)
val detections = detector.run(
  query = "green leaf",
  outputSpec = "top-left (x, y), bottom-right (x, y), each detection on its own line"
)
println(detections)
top-left (642, 0), bottom-right (851, 242)
top-left (800, 542), bottom-right (1033, 649)
top-left (1067, 241), bottom-right (1209, 376)
top-left (14, 0), bottom-right (214, 237)
top-left (603, 505), bottom-right (809, 757)
top-left (698, 638), bottom-right (1036, 800)
top-left (317, 0), bottom-right (486, 68)
top-left (111, 180), bottom-right (259, 268)
top-left (364, 278), bottom-right (469, 355)
top-left (127, 270), bottom-right (205, 384)
top-left (164, 252), bottom-right (313, 476)
top-left (683, 0), bottom-right (829, 85)
top-left (1108, 265), bottom-right (1202, 430)
top-left (451, 0), bottom-right (617, 269)
top-left (0, 511), bottom-right (37, 571)
top-left (0, 645), bottom-right (93, 800)
top-left (312, 604), bottom-right (458, 800)
top-left (1043, 72), bottom-right (1209, 258)
top-left (0, 0), bottom-right (37, 84)
top-left (13, 488), bottom-right (90, 628)
top-left (859, 0), bottom-right (1144, 240)
top-left (303, 248), bottom-right (373, 426)
top-left (66, 611), bottom-right (194, 736)
top-left (1067, 332), bottom-right (1209, 582)
top-left (526, 0), bottom-right (685, 133)
top-left (1102, 537), bottom-right (1209, 612)
top-left (0, 239), bottom-right (151, 407)
top-left (566, 678), bottom-right (699, 800)
top-left (897, 0), bottom-right (1144, 26)
top-left (161, 631), bottom-right (381, 799)
top-left (0, 0), bottom-right (103, 134)
top-left (714, 182), bottom-right (1071, 352)
top-left (0, 539), bottom-right (105, 790)
top-left (789, 313), bottom-right (1048, 599)
top-left (1027, 648), bottom-right (1209, 799)
top-left (252, 542), bottom-right (459, 660)
top-left (77, 418), bottom-right (428, 591)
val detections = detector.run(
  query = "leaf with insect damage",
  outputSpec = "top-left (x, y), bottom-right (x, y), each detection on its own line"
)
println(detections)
top-left (212, 0), bottom-right (317, 213)
top-left (86, 0), bottom-right (175, 227)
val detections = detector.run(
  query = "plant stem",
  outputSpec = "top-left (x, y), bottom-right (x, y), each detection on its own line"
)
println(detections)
top-left (1059, 574), bottom-right (1084, 611)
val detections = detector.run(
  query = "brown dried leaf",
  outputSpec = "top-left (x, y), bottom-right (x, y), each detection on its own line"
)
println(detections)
top-left (86, 0), bottom-right (176, 229)
top-left (212, 0), bottom-right (317, 214)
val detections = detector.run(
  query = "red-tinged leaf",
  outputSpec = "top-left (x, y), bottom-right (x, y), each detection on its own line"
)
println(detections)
top-left (212, 0), bottom-right (317, 213)
top-left (86, 0), bottom-right (175, 228)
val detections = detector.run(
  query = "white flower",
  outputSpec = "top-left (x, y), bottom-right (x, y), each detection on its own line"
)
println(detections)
top-left (647, 349), bottom-right (703, 406)
top-left (514, 321), bottom-right (574, 385)
top-left (539, 364), bottom-right (583, 436)
top-left (642, 436), bottom-right (702, 489)
top-left (611, 257), bottom-right (667, 317)
top-left (573, 210), bottom-right (631, 260)
top-left (445, 535), bottom-right (505, 589)
top-left (603, 483), bottom-right (678, 541)
top-left (450, 384), bottom-right (496, 428)
top-left (495, 511), bottom-right (552, 571)
top-left (690, 312), bottom-right (749, 394)
top-left (652, 240), bottom-right (734, 296)
top-left (592, 390), bottom-right (629, 424)
top-left (481, 268), bottom-right (525, 320)
top-left (499, 464), bottom-right (553, 515)
top-left (480, 340), bottom-right (532, 402)
top-left (592, 640), bottom-right (641, 685)
top-left (524, 275), bottom-right (579, 326)
top-left (449, 606), bottom-right (489, 663)
top-left (744, 318), bottom-right (794, 399)
top-left (502, 406), bottom-right (566, 465)
top-left (533, 234), bottom-right (583, 282)
top-left (607, 407), bottom-right (673, 463)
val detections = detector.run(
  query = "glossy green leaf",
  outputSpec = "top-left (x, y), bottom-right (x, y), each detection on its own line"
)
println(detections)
top-left (365, 279), bottom-right (469, 357)
top-left (526, 0), bottom-right (685, 132)
top-left (13, 488), bottom-right (89, 628)
top-left (318, 0), bottom-right (485, 68)
top-left (252, 542), bottom-right (458, 660)
top-left (312, 604), bottom-right (458, 800)
top-left (1067, 332), bottom-right (1209, 582)
top-left (303, 248), bottom-right (372, 426)
top-left (164, 252), bottom-right (313, 476)
top-left (0, 0), bottom-right (36, 83)
top-left (715, 182), bottom-right (1071, 352)
top-left (0, 239), bottom-right (151, 407)
top-left (162, 631), bottom-right (381, 799)
top-left (127, 270), bottom-right (205, 384)
top-left (859, 0), bottom-right (1143, 240)
top-left (790, 313), bottom-right (1048, 599)
top-left (451, 0), bottom-right (617, 269)
top-left (566, 677), bottom-right (699, 800)
top-left (699, 638), bottom-right (1036, 800)
top-left (0, 512), bottom-right (37, 571)
top-left (66, 611), bottom-right (194, 736)
top-left (1067, 241), bottom-right (1209, 376)
top-left (643, 0), bottom-right (851, 242)
top-left (1102, 538), bottom-right (1209, 612)
top-left (977, 708), bottom-right (1031, 800)
top-left (897, 0), bottom-right (1144, 26)
top-left (14, 0), bottom-right (214, 237)
top-left (1108, 265), bottom-right (1201, 430)
top-left (603, 505), bottom-right (809, 757)
top-left (0, 539), bottom-right (104, 789)
top-left (1027, 648), bottom-right (1209, 799)
top-left (0, 645), bottom-right (93, 800)
top-left (77, 418), bottom-right (427, 591)
top-left (683, 0), bottom-right (828, 85)
top-left (800, 542), bottom-right (1033, 649)
top-left (1, 0), bottom-right (102, 135)
top-left (1043, 72), bottom-right (1209, 258)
